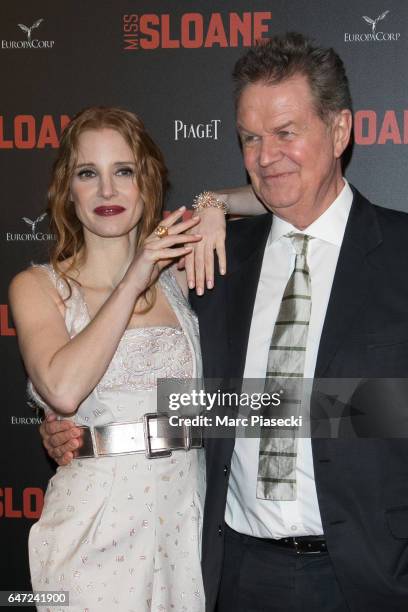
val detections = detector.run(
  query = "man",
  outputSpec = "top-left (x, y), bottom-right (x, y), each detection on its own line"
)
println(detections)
top-left (41, 33), bottom-right (408, 611)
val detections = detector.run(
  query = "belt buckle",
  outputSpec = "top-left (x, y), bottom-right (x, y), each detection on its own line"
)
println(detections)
top-left (143, 413), bottom-right (173, 459)
top-left (182, 420), bottom-right (192, 451)
top-left (77, 425), bottom-right (98, 457)
top-left (293, 538), bottom-right (301, 555)
top-left (293, 537), bottom-right (323, 555)
top-left (191, 423), bottom-right (203, 449)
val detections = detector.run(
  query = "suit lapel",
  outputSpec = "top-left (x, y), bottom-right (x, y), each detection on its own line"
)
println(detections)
top-left (226, 214), bottom-right (272, 379)
top-left (315, 189), bottom-right (382, 377)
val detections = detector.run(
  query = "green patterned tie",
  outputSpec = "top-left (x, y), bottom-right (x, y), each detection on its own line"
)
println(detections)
top-left (257, 233), bottom-right (311, 501)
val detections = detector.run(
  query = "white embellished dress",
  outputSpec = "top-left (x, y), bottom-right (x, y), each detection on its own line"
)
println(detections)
top-left (28, 265), bottom-right (206, 612)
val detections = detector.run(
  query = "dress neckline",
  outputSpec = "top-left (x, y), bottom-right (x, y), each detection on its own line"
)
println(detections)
top-left (74, 273), bottom-right (182, 334)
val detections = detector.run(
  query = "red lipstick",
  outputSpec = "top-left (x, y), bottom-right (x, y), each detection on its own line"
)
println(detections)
top-left (94, 206), bottom-right (125, 216)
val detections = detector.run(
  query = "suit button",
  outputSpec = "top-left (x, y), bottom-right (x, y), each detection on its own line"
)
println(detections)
top-left (218, 525), bottom-right (223, 536)
top-left (223, 465), bottom-right (228, 475)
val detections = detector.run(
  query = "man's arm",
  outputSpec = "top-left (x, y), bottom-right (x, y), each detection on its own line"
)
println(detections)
top-left (216, 184), bottom-right (266, 216)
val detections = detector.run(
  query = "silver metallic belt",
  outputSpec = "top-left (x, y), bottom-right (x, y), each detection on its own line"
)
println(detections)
top-left (75, 413), bottom-right (203, 459)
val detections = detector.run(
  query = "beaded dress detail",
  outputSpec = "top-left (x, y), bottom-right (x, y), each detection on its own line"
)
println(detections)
top-left (28, 265), bottom-right (205, 612)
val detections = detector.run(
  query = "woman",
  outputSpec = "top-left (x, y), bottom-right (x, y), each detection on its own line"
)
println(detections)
top-left (9, 106), bottom-right (209, 611)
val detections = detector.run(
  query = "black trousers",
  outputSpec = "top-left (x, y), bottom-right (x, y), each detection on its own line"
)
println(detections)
top-left (216, 525), bottom-right (350, 612)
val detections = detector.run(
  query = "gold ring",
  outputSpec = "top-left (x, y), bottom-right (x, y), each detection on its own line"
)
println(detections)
top-left (154, 225), bottom-right (169, 239)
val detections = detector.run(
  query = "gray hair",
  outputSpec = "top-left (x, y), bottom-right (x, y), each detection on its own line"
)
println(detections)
top-left (233, 32), bottom-right (352, 122)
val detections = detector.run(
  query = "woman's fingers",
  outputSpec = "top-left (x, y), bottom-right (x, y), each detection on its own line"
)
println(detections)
top-left (204, 243), bottom-right (215, 289)
top-left (184, 248), bottom-right (195, 288)
top-left (190, 241), bottom-right (205, 294)
top-left (176, 255), bottom-right (186, 270)
top-left (153, 206), bottom-right (190, 234)
top-left (156, 246), bottom-right (194, 264)
top-left (167, 215), bottom-right (201, 235)
top-left (150, 233), bottom-right (201, 250)
top-left (185, 232), bottom-right (225, 294)
top-left (147, 208), bottom-right (201, 243)
top-left (183, 205), bottom-right (227, 293)
top-left (162, 206), bottom-right (187, 226)
top-left (214, 234), bottom-right (227, 276)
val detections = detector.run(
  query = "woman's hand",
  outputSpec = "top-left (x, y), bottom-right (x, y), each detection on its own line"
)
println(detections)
top-left (181, 205), bottom-right (227, 295)
top-left (130, 206), bottom-right (202, 294)
top-left (178, 185), bottom-right (265, 294)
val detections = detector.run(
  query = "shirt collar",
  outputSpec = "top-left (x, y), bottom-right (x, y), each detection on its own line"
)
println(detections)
top-left (267, 179), bottom-right (353, 248)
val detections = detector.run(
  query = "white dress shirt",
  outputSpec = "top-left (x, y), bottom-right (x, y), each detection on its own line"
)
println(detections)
top-left (225, 180), bottom-right (353, 538)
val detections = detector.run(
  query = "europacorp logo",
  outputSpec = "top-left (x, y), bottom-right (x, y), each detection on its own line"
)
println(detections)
top-left (2, 18), bottom-right (55, 49)
top-left (6, 212), bottom-right (56, 241)
top-left (345, 10), bottom-right (401, 42)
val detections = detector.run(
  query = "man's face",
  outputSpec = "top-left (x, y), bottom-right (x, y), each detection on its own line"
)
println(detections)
top-left (236, 74), bottom-right (351, 228)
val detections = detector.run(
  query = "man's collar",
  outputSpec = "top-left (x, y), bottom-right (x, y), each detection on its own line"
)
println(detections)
top-left (267, 179), bottom-right (353, 248)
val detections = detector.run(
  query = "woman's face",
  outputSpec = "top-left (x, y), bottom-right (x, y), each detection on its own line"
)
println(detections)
top-left (69, 128), bottom-right (143, 239)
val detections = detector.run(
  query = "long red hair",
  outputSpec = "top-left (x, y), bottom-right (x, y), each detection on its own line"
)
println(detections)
top-left (48, 106), bottom-right (167, 305)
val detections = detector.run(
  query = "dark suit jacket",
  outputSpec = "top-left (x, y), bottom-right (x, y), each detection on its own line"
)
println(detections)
top-left (190, 188), bottom-right (408, 612)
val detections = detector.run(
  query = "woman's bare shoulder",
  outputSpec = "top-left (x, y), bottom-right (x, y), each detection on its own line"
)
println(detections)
top-left (9, 265), bottom-right (64, 313)
top-left (10, 264), bottom-right (52, 291)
